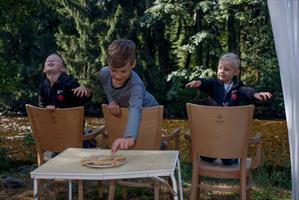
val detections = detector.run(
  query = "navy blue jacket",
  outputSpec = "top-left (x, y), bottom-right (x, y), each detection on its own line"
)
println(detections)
top-left (198, 78), bottom-right (257, 106)
top-left (39, 72), bottom-right (91, 108)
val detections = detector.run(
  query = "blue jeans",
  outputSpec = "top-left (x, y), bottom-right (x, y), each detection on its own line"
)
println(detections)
top-left (82, 128), bottom-right (97, 148)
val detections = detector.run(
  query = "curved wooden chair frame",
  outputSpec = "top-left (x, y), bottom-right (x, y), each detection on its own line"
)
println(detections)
top-left (186, 103), bottom-right (261, 200)
top-left (101, 104), bottom-right (180, 200)
top-left (25, 104), bottom-right (105, 200)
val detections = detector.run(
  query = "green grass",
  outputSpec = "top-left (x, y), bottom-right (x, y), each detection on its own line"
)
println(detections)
top-left (177, 161), bottom-right (291, 200)
top-left (0, 117), bottom-right (292, 199)
top-left (0, 159), bottom-right (292, 199)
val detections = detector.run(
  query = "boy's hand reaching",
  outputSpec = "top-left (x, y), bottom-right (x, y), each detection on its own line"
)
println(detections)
top-left (254, 92), bottom-right (272, 101)
top-left (108, 101), bottom-right (121, 117)
top-left (111, 137), bottom-right (135, 155)
top-left (185, 80), bottom-right (201, 88)
top-left (72, 86), bottom-right (91, 97)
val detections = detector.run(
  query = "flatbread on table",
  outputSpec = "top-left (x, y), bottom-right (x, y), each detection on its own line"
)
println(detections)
top-left (81, 154), bottom-right (127, 168)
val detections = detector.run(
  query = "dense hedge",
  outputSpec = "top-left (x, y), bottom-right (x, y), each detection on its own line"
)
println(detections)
top-left (0, 0), bottom-right (284, 119)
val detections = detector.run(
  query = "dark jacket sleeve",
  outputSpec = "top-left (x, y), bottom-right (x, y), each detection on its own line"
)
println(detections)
top-left (63, 75), bottom-right (92, 104)
top-left (63, 75), bottom-right (80, 89)
top-left (238, 86), bottom-right (257, 103)
top-left (198, 78), bottom-right (216, 96)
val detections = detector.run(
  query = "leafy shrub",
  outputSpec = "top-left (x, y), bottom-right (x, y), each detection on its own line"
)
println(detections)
top-left (166, 66), bottom-right (215, 118)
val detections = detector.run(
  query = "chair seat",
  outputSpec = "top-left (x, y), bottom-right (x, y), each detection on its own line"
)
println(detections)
top-left (199, 158), bottom-right (252, 179)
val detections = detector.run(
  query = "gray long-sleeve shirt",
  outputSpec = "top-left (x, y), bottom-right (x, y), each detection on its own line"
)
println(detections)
top-left (99, 66), bottom-right (158, 139)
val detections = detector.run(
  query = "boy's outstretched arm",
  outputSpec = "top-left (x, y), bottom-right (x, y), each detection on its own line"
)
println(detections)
top-left (185, 80), bottom-right (202, 88)
top-left (254, 92), bottom-right (272, 101)
top-left (111, 137), bottom-right (135, 154)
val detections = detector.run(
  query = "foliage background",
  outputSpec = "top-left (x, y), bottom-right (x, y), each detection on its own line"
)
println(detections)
top-left (0, 0), bottom-right (284, 119)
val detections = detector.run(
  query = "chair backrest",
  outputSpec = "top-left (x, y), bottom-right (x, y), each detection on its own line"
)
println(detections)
top-left (102, 104), bottom-right (163, 150)
top-left (186, 103), bottom-right (254, 159)
top-left (25, 104), bottom-right (84, 154)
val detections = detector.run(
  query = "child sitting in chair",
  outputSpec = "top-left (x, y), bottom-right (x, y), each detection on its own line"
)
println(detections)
top-left (39, 53), bottom-right (91, 109)
top-left (99, 39), bottom-right (158, 154)
top-left (185, 53), bottom-right (272, 165)
top-left (39, 53), bottom-right (96, 149)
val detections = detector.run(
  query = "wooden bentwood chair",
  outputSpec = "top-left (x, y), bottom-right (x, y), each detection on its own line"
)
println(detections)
top-left (186, 103), bottom-right (261, 200)
top-left (101, 104), bottom-right (180, 200)
top-left (25, 104), bottom-right (105, 200)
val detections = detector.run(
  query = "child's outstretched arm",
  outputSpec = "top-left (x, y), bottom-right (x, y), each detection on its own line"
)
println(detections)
top-left (254, 92), bottom-right (272, 101)
top-left (72, 86), bottom-right (91, 97)
top-left (185, 80), bottom-right (202, 88)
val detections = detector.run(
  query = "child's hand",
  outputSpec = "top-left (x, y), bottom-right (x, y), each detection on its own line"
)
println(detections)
top-left (46, 105), bottom-right (56, 110)
top-left (254, 92), bottom-right (272, 101)
top-left (185, 80), bottom-right (201, 88)
top-left (72, 86), bottom-right (91, 97)
top-left (111, 137), bottom-right (135, 154)
top-left (108, 101), bottom-right (121, 117)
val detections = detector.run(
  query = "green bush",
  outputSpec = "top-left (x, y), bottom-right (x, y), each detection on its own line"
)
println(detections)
top-left (166, 66), bottom-right (214, 118)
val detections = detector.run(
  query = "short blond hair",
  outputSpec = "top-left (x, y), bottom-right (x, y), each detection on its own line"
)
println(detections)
top-left (107, 39), bottom-right (136, 68)
top-left (220, 53), bottom-right (240, 69)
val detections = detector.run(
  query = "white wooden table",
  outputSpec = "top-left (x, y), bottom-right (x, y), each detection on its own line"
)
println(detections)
top-left (31, 148), bottom-right (183, 200)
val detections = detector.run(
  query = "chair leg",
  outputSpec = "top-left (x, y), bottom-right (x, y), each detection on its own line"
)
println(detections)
top-left (167, 176), bottom-right (173, 200)
top-left (245, 176), bottom-right (251, 200)
top-left (190, 159), bottom-right (199, 200)
top-left (188, 145), bottom-right (192, 163)
top-left (121, 186), bottom-right (128, 199)
top-left (108, 180), bottom-right (116, 200)
top-left (154, 181), bottom-right (160, 200)
top-left (78, 180), bottom-right (83, 200)
top-left (246, 189), bottom-right (251, 200)
top-left (37, 179), bottom-right (43, 199)
top-left (98, 181), bottom-right (103, 199)
top-left (240, 160), bottom-right (247, 200)
top-left (240, 188), bottom-right (246, 200)
top-left (197, 175), bottom-right (201, 200)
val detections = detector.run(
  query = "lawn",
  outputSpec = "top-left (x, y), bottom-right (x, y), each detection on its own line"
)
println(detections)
top-left (0, 117), bottom-right (291, 199)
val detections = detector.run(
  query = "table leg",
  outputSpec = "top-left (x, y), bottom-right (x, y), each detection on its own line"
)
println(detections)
top-left (78, 180), bottom-right (83, 200)
top-left (170, 174), bottom-right (178, 200)
top-left (69, 180), bottom-right (72, 200)
top-left (108, 180), bottom-right (116, 200)
top-left (176, 159), bottom-right (183, 200)
top-left (33, 179), bottom-right (38, 200)
top-left (98, 181), bottom-right (104, 199)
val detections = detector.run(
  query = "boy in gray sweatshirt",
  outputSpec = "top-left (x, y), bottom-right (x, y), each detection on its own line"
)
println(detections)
top-left (99, 39), bottom-right (158, 154)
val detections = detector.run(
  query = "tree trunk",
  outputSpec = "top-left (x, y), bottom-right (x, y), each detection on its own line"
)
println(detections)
top-left (227, 7), bottom-right (240, 55)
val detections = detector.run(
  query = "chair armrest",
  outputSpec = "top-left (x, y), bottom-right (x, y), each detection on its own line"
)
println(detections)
top-left (184, 130), bottom-right (191, 141)
top-left (249, 132), bottom-right (262, 169)
top-left (83, 126), bottom-right (106, 140)
top-left (161, 128), bottom-right (180, 150)
top-left (184, 130), bottom-right (192, 163)
top-left (250, 132), bottom-right (261, 145)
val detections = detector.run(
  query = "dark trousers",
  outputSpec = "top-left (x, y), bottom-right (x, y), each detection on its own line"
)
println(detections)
top-left (201, 156), bottom-right (238, 166)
